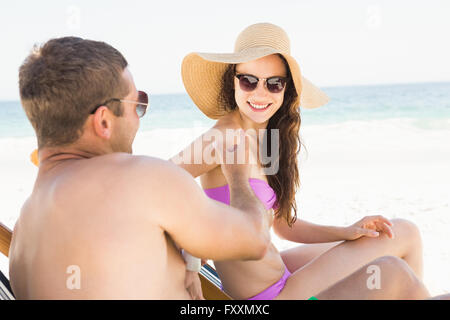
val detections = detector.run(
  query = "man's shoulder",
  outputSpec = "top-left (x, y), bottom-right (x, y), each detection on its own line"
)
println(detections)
top-left (89, 153), bottom-right (190, 187)
top-left (90, 153), bottom-right (200, 216)
top-left (51, 153), bottom-right (193, 220)
top-left (90, 153), bottom-right (172, 171)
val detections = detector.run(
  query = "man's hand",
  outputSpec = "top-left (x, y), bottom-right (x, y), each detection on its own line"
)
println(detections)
top-left (341, 215), bottom-right (395, 241)
top-left (185, 271), bottom-right (204, 300)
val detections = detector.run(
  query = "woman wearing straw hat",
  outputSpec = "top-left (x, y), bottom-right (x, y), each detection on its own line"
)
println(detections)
top-left (172, 23), bottom-right (424, 300)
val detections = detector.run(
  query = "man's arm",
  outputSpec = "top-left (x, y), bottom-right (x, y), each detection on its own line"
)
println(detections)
top-left (139, 157), bottom-right (271, 261)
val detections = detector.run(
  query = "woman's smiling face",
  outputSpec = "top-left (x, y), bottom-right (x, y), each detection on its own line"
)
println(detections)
top-left (234, 54), bottom-right (287, 125)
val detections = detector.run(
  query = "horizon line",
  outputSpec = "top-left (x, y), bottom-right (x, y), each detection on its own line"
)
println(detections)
top-left (1, 80), bottom-right (449, 102)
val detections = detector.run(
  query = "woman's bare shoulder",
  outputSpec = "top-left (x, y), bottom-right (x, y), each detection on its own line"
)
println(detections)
top-left (213, 110), bottom-right (242, 131)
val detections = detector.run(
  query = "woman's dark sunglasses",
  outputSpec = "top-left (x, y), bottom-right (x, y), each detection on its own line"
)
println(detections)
top-left (90, 90), bottom-right (149, 118)
top-left (235, 74), bottom-right (288, 94)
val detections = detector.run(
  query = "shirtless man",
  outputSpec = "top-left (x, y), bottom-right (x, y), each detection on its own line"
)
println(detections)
top-left (9, 37), bottom-right (450, 300)
top-left (8, 37), bottom-right (272, 299)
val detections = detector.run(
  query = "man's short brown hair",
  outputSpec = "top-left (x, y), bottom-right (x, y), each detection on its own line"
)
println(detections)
top-left (19, 37), bottom-right (129, 148)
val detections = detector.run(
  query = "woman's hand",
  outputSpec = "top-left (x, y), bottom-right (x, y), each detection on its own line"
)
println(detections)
top-left (341, 215), bottom-right (395, 241)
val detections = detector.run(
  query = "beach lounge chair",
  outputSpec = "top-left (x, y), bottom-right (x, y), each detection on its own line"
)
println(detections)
top-left (0, 222), bottom-right (229, 300)
top-left (0, 222), bottom-right (14, 300)
top-left (0, 269), bottom-right (14, 300)
top-left (199, 263), bottom-right (230, 299)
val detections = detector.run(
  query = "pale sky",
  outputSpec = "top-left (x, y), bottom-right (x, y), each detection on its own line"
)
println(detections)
top-left (0, 0), bottom-right (449, 100)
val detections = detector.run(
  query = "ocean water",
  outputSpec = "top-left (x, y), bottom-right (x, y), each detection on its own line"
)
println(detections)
top-left (1, 81), bottom-right (449, 138)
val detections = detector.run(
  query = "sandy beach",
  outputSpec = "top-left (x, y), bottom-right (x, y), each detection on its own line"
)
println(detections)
top-left (1, 118), bottom-right (449, 296)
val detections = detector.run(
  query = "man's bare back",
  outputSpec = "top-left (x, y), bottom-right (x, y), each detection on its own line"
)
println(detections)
top-left (10, 149), bottom-right (270, 299)
top-left (10, 154), bottom-right (192, 299)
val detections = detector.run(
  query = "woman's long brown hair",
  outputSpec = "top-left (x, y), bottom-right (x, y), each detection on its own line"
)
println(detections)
top-left (218, 54), bottom-right (302, 227)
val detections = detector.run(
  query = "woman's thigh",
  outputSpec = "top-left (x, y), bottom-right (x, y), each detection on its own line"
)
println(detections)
top-left (276, 234), bottom-right (401, 300)
top-left (280, 242), bottom-right (342, 273)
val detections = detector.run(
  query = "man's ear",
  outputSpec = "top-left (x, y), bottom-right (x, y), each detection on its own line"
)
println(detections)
top-left (92, 106), bottom-right (113, 139)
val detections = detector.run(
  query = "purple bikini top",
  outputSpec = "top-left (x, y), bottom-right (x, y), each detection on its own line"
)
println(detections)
top-left (203, 178), bottom-right (277, 210)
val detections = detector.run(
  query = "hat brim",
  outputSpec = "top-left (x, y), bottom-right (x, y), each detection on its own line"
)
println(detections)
top-left (181, 48), bottom-right (329, 120)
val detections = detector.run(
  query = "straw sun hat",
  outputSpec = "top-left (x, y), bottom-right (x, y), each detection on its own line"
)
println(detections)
top-left (181, 22), bottom-right (329, 119)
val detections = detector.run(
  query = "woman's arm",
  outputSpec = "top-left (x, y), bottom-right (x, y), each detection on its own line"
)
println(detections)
top-left (169, 126), bottom-right (224, 178)
top-left (273, 215), bottom-right (395, 244)
top-left (273, 218), bottom-right (346, 244)
top-left (170, 116), bottom-right (242, 178)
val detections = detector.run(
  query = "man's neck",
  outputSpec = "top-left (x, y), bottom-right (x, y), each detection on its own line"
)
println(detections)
top-left (38, 145), bottom-right (107, 173)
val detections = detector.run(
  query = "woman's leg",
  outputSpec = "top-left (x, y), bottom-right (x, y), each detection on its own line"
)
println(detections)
top-left (315, 256), bottom-right (450, 300)
top-left (280, 242), bottom-right (342, 273)
top-left (313, 256), bottom-right (431, 300)
top-left (277, 256), bottom-right (432, 300)
top-left (280, 218), bottom-right (423, 280)
top-left (276, 219), bottom-right (424, 299)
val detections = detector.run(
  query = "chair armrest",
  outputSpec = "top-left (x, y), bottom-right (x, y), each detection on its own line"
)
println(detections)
top-left (199, 263), bottom-right (232, 300)
top-left (0, 222), bottom-right (12, 258)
